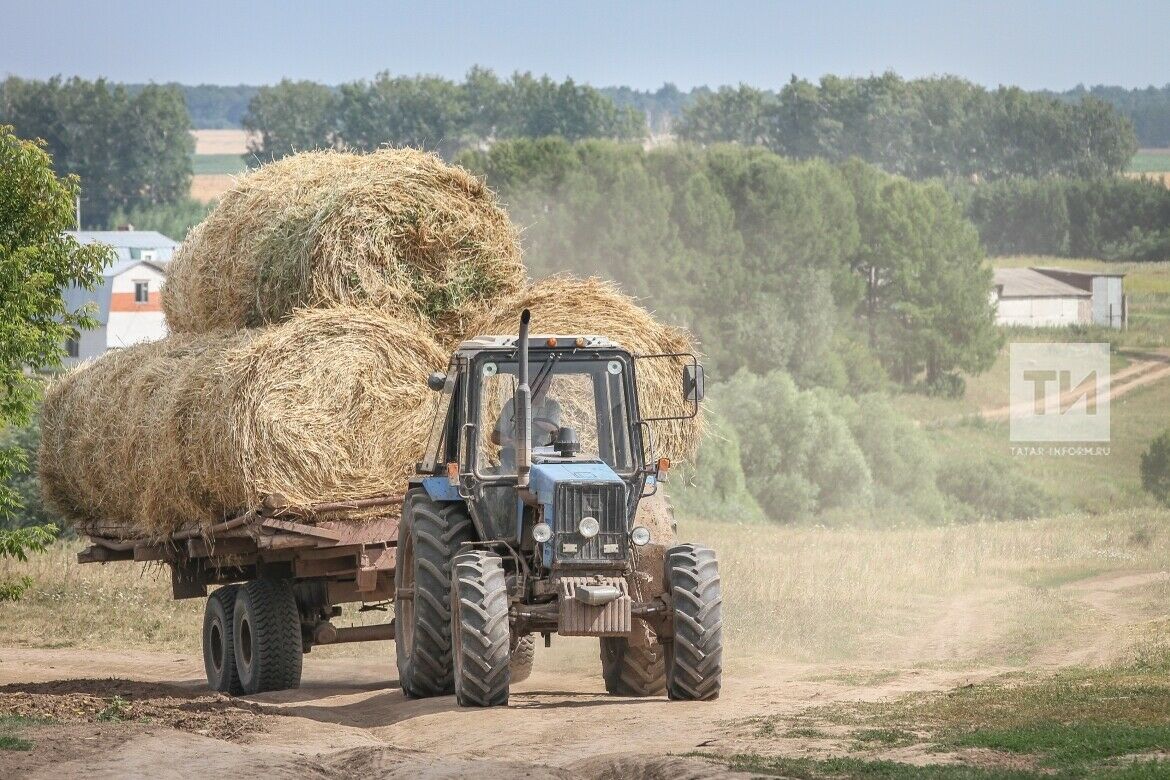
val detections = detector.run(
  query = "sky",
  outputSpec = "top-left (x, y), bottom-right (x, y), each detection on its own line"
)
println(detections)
top-left (3, 0), bottom-right (1169, 91)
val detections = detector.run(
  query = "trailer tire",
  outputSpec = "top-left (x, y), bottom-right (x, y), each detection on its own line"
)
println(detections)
top-left (395, 490), bottom-right (475, 698)
top-left (600, 637), bottom-right (666, 696)
top-left (451, 551), bottom-right (511, 707)
top-left (664, 543), bottom-right (723, 701)
top-left (233, 578), bottom-right (303, 695)
top-left (203, 585), bottom-right (243, 695)
top-left (510, 634), bottom-right (536, 684)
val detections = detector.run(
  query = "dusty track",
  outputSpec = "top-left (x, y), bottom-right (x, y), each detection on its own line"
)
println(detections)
top-left (1, 567), bottom-right (1164, 778)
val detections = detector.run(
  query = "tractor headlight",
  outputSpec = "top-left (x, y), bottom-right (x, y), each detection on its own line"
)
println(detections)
top-left (532, 522), bottom-right (552, 543)
top-left (578, 516), bottom-right (600, 538)
top-left (630, 526), bottom-right (651, 546)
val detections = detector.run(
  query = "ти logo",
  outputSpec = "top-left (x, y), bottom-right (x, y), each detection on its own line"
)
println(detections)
top-left (1009, 343), bottom-right (1110, 443)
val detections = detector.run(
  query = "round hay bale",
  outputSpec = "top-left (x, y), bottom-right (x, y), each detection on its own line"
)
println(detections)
top-left (461, 276), bottom-right (705, 462)
top-left (163, 148), bottom-right (525, 334)
top-left (39, 308), bottom-right (448, 538)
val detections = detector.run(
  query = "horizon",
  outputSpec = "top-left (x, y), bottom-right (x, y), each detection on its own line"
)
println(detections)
top-left (3, 0), bottom-right (1170, 93)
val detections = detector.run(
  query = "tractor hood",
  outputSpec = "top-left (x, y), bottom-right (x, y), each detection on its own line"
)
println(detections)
top-left (528, 461), bottom-right (624, 504)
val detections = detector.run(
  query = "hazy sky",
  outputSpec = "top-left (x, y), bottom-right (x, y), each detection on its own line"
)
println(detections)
top-left (3, 0), bottom-right (1169, 91)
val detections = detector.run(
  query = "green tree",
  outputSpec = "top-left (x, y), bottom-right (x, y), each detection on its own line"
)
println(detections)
top-left (336, 73), bottom-right (468, 157)
top-left (0, 127), bottom-right (107, 529)
top-left (0, 77), bottom-right (193, 226)
top-left (839, 159), bottom-right (1000, 389)
top-left (1140, 430), bottom-right (1170, 506)
top-left (242, 79), bottom-right (338, 160)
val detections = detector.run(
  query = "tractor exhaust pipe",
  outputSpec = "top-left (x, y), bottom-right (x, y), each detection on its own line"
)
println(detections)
top-left (516, 309), bottom-right (533, 489)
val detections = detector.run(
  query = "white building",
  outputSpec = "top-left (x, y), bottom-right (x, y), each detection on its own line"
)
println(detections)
top-left (61, 231), bottom-right (179, 366)
top-left (992, 267), bottom-right (1127, 329)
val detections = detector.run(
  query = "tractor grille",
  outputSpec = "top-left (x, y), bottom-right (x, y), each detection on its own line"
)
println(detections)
top-left (553, 482), bottom-right (628, 567)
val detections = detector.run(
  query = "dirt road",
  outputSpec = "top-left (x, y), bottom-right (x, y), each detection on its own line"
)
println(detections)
top-left (1, 569), bottom-right (1163, 778)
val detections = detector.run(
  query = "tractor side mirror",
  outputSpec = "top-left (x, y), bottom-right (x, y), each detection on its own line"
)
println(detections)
top-left (683, 364), bottom-right (705, 402)
top-left (427, 371), bottom-right (446, 392)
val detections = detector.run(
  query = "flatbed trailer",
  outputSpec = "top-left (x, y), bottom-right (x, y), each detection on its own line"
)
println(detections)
top-left (77, 493), bottom-right (404, 658)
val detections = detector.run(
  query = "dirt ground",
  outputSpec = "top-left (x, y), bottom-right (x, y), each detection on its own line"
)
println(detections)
top-left (2, 567), bottom-right (1164, 779)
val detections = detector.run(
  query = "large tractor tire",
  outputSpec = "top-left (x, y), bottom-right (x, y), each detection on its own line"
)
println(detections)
top-left (451, 551), bottom-right (511, 707)
top-left (664, 543), bottom-right (723, 701)
top-left (203, 584), bottom-right (243, 694)
top-left (600, 637), bottom-right (666, 696)
top-left (510, 634), bottom-right (536, 684)
top-left (599, 488), bottom-right (674, 696)
top-left (394, 489), bottom-right (475, 698)
top-left (232, 578), bottom-right (303, 695)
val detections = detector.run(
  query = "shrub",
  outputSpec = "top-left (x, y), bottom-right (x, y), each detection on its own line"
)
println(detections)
top-left (672, 413), bottom-right (765, 522)
top-left (713, 370), bottom-right (873, 522)
top-left (936, 459), bottom-right (1048, 521)
top-left (1140, 430), bottom-right (1170, 506)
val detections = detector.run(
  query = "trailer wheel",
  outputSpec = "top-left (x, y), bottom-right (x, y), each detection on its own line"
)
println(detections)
top-left (233, 578), bottom-right (303, 695)
top-left (203, 585), bottom-right (243, 695)
top-left (394, 490), bottom-right (475, 698)
top-left (664, 544), bottom-right (723, 701)
top-left (510, 634), bottom-right (536, 684)
top-left (451, 551), bottom-right (511, 707)
top-left (600, 637), bottom-right (666, 696)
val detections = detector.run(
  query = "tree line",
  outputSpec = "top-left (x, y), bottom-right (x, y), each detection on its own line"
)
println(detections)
top-left (242, 69), bottom-right (645, 161)
top-left (956, 175), bottom-right (1170, 260)
top-left (171, 79), bottom-right (1170, 150)
top-left (0, 77), bottom-right (193, 227)
top-left (458, 139), bottom-right (1000, 393)
top-left (676, 73), bottom-right (1138, 180)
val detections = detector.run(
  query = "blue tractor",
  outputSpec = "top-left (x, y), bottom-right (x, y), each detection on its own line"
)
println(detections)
top-left (395, 309), bottom-right (722, 706)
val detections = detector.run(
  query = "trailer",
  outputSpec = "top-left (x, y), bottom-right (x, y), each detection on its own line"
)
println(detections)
top-left (78, 493), bottom-right (404, 694)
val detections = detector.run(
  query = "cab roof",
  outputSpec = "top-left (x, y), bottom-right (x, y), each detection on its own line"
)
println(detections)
top-left (456, 334), bottom-right (623, 353)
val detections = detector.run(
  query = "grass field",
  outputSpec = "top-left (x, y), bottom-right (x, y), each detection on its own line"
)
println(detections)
top-left (1128, 149), bottom-right (1170, 173)
top-left (192, 153), bottom-right (248, 175)
top-left (3, 508), bottom-right (1167, 667)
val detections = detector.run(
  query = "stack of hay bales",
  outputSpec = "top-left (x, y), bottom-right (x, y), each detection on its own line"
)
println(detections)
top-left (39, 149), bottom-right (701, 539)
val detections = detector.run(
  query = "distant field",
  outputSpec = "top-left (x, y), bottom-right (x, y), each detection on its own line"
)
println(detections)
top-left (192, 153), bottom-right (247, 175)
top-left (190, 174), bottom-right (235, 203)
top-left (190, 128), bottom-right (249, 155)
top-left (1129, 148), bottom-right (1170, 173)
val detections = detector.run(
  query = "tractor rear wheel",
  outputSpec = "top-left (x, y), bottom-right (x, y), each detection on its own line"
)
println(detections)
top-left (600, 637), bottom-right (666, 696)
top-left (664, 543), bottom-right (723, 701)
top-left (451, 551), bottom-right (511, 707)
top-left (394, 490), bottom-right (475, 698)
top-left (510, 634), bottom-right (536, 684)
top-left (232, 578), bottom-right (303, 694)
top-left (203, 584), bottom-right (243, 695)
top-left (599, 487), bottom-right (674, 696)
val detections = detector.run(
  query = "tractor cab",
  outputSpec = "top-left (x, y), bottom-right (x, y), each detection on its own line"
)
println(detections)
top-left (396, 310), bottom-right (720, 707)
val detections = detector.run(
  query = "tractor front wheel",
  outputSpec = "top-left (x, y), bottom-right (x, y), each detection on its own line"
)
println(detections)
top-left (664, 543), bottom-right (723, 701)
top-left (451, 551), bottom-right (511, 707)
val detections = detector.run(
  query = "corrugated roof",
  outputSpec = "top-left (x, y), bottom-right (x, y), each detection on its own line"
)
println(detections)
top-left (66, 230), bottom-right (179, 249)
top-left (993, 268), bottom-right (1091, 299)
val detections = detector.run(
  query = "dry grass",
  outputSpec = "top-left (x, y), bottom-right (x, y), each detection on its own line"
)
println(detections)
top-left (5, 510), bottom-right (1166, 670)
top-left (166, 148), bottom-right (524, 333)
top-left (39, 308), bottom-right (447, 537)
top-left (463, 275), bottom-right (704, 462)
top-left (682, 508), bottom-right (1170, 665)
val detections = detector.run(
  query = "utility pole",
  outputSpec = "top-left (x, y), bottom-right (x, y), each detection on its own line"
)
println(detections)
top-left (75, 195), bottom-right (81, 230)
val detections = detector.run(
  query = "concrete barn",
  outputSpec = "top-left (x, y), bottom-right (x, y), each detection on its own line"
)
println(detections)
top-left (992, 267), bottom-right (1127, 329)
top-left (61, 231), bottom-right (179, 366)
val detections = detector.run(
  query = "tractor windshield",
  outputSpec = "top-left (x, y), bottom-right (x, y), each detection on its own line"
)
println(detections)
top-left (476, 354), bottom-right (636, 474)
